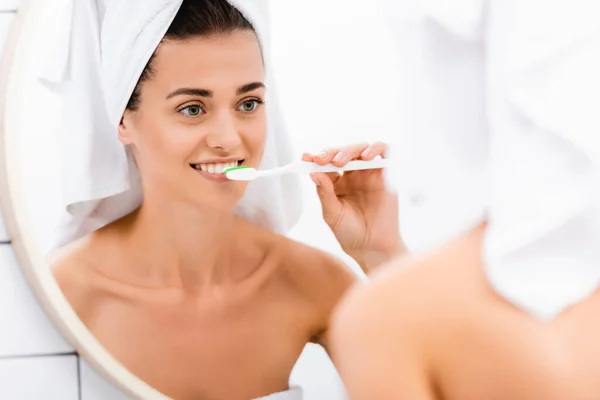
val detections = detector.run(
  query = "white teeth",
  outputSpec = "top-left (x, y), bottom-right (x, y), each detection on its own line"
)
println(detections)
top-left (196, 162), bottom-right (238, 174)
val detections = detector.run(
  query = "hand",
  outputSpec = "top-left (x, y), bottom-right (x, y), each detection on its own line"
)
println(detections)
top-left (302, 142), bottom-right (405, 272)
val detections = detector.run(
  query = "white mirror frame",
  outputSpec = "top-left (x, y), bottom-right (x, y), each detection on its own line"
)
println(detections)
top-left (0, 1), bottom-right (170, 399)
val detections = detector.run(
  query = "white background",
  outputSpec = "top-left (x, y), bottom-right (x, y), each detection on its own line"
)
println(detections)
top-left (10, 0), bottom-right (401, 399)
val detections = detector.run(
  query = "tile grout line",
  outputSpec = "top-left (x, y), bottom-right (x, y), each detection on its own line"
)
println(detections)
top-left (77, 354), bottom-right (82, 400)
top-left (0, 351), bottom-right (77, 360)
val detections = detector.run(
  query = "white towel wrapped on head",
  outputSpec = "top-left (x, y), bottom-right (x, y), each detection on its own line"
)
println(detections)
top-left (40, 0), bottom-right (303, 250)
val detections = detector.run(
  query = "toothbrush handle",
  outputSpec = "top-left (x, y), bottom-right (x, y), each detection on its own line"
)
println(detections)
top-left (296, 158), bottom-right (389, 174)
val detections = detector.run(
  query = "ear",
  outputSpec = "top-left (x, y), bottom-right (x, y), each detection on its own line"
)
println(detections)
top-left (118, 110), bottom-right (135, 145)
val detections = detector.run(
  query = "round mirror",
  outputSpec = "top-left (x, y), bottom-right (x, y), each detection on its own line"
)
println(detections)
top-left (0, 0), bottom-right (399, 399)
top-left (0, 0), bottom-right (166, 399)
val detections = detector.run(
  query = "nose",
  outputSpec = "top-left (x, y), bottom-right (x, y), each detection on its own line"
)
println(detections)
top-left (205, 111), bottom-right (242, 150)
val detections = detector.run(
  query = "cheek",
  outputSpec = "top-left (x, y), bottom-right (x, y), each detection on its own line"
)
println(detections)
top-left (243, 117), bottom-right (267, 156)
top-left (134, 116), bottom-right (192, 165)
top-left (135, 110), bottom-right (177, 148)
top-left (250, 131), bottom-right (267, 155)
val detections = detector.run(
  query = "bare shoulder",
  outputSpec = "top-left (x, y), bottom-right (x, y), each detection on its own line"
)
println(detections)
top-left (270, 235), bottom-right (358, 304)
top-left (329, 224), bottom-right (488, 398)
top-left (50, 236), bottom-right (92, 293)
top-left (332, 223), bottom-right (487, 340)
top-left (48, 235), bottom-right (104, 325)
top-left (251, 225), bottom-right (358, 340)
top-left (330, 251), bottom-right (439, 359)
top-left (236, 216), bottom-right (359, 300)
top-left (327, 247), bottom-right (444, 398)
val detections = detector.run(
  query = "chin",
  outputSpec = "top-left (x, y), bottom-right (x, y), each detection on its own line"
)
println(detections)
top-left (185, 176), bottom-right (248, 211)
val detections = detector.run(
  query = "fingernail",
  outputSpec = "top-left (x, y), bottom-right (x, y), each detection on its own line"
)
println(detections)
top-left (315, 150), bottom-right (328, 158)
top-left (333, 152), bottom-right (344, 162)
top-left (311, 176), bottom-right (321, 186)
top-left (361, 147), bottom-right (372, 157)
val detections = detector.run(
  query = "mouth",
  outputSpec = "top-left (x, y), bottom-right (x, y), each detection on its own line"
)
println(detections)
top-left (190, 159), bottom-right (245, 182)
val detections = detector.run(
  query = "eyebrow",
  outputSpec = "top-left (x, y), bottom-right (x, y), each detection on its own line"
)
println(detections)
top-left (166, 82), bottom-right (266, 100)
top-left (236, 82), bottom-right (265, 95)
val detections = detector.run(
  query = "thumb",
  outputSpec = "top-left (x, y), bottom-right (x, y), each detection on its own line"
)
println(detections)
top-left (310, 173), bottom-right (343, 225)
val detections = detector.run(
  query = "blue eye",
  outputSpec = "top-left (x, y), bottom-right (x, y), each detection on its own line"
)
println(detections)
top-left (179, 104), bottom-right (204, 116)
top-left (237, 99), bottom-right (262, 113)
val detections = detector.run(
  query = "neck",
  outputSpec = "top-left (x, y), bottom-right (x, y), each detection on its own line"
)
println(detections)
top-left (120, 196), bottom-right (239, 290)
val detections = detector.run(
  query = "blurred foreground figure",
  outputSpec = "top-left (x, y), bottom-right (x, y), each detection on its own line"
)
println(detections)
top-left (330, 1), bottom-right (600, 399)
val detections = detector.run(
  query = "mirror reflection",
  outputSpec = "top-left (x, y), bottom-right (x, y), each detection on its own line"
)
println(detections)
top-left (9, 0), bottom-right (598, 399)
top-left (13, 0), bottom-right (400, 399)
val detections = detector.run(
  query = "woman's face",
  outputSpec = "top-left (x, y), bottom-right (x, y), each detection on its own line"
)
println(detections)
top-left (120, 30), bottom-right (266, 211)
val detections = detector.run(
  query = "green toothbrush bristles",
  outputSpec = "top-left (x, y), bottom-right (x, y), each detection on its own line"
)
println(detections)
top-left (223, 165), bottom-right (250, 175)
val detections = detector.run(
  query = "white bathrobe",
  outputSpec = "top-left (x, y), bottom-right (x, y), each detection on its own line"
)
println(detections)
top-left (382, 0), bottom-right (600, 320)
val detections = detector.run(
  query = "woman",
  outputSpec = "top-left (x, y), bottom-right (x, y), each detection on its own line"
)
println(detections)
top-left (329, 1), bottom-right (600, 399)
top-left (51, 0), bottom-right (401, 399)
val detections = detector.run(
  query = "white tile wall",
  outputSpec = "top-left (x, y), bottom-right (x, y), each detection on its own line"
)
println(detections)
top-left (0, 245), bottom-right (73, 357)
top-left (0, 355), bottom-right (79, 400)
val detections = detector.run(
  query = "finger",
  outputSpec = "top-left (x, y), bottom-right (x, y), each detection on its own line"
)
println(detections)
top-left (310, 173), bottom-right (343, 224)
top-left (310, 171), bottom-right (342, 187)
top-left (323, 171), bottom-right (343, 185)
top-left (330, 142), bottom-right (370, 167)
top-left (311, 148), bottom-right (337, 165)
top-left (311, 141), bottom-right (381, 167)
top-left (301, 152), bottom-right (315, 162)
top-left (359, 142), bottom-right (388, 160)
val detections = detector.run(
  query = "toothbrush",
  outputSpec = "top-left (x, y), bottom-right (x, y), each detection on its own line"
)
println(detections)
top-left (223, 158), bottom-right (389, 181)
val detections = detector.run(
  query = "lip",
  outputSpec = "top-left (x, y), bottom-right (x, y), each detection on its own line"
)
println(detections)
top-left (190, 158), bottom-right (246, 184)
